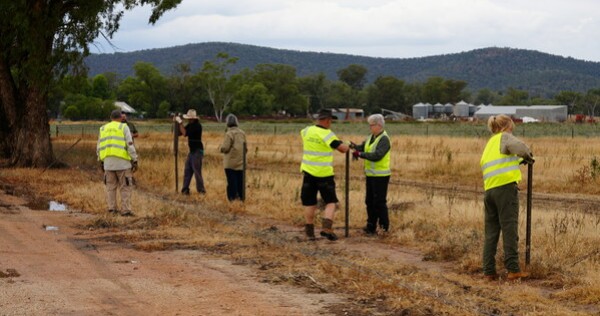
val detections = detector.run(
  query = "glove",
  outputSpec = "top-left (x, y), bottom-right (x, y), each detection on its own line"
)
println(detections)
top-left (352, 150), bottom-right (361, 161)
top-left (131, 161), bottom-right (138, 172)
top-left (520, 157), bottom-right (535, 165)
top-left (99, 162), bottom-right (104, 172)
top-left (174, 116), bottom-right (183, 124)
top-left (348, 141), bottom-right (357, 150)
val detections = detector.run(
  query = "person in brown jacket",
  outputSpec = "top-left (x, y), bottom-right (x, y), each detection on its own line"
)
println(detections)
top-left (220, 114), bottom-right (247, 201)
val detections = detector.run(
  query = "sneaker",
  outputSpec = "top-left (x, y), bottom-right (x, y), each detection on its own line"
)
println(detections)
top-left (181, 188), bottom-right (190, 195)
top-left (507, 271), bottom-right (530, 281)
top-left (120, 210), bottom-right (135, 217)
top-left (320, 230), bottom-right (338, 241)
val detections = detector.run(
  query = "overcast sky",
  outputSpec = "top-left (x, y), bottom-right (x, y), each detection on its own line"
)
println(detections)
top-left (95, 0), bottom-right (600, 62)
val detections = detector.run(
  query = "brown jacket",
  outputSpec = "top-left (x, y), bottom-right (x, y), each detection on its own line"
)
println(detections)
top-left (220, 127), bottom-right (246, 170)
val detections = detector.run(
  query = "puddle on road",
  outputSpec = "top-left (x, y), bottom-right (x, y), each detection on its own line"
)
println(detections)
top-left (0, 269), bottom-right (20, 278)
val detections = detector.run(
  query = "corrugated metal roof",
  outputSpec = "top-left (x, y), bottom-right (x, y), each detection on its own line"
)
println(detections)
top-left (114, 101), bottom-right (136, 113)
top-left (474, 105), bottom-right (565, 115)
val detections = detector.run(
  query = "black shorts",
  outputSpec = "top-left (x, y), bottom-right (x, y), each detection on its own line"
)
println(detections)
top-left (301, 172), bottom-right (339, 206)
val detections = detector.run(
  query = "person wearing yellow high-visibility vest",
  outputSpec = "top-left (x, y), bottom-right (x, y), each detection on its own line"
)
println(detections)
top-left (480, 114), bottom-right (534, 281)
top-left (97, 110), bottom-right (139, 217)
top-left (350, 114), bottom-right (391, 236)
top-left (301, 109), bottom-right (350, 241)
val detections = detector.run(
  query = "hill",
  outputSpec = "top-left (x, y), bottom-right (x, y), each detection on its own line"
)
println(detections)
top-left (84, 42), bottom-right (600, 96)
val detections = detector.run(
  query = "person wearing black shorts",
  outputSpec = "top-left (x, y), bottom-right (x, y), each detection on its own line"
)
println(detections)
top-left (300, 109), bottom-right (349, 241)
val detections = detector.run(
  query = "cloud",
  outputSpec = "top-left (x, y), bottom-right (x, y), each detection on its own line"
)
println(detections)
top-left (97, 0), bottom-right (600, 62)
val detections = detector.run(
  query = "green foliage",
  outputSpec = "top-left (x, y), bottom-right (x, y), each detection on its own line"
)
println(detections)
top-left (253, 64), bottom-right (305, 115)
top-left (62, 105), bottom-right (81, 120)
top-left (199, 53), bottom-right (240, 121)
top-left (337, 64), bottom-right (368, 90)
top-left (91, 74), bottom-right (111, 99)
top-left (366, 76), bottom-right (406, 113)
top-left (232, 83), bottom-right (274, 115)
top-left (157, 100), bottom-right (171, 118)
top-left (60, 94), bottom-right (115, 120)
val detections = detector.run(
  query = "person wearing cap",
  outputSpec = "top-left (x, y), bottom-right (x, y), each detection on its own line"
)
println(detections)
top-left (97, 109), bottom-right (138, 216)
top-left (121, 111), bottom-right (139, 139)
top-left (219, 113), bottom-right (246, 201)
top-left (480, 114), bottom-right (534, 281)
top-left (300, 108), bottom-right (350, 241)
top-left (350, 114), bottom-right (392, 236)
top-left (174, 109), bottom-right (206, 195)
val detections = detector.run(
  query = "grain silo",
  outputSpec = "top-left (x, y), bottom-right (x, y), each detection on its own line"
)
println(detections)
top-left (453, 100), bottom-right (469, 117)
top-left (444, 103), bottom-right (454, 115)
top-left (433, 103), bottom-right (444, 115)
top-left (412, 103), bottom-right (429, 119)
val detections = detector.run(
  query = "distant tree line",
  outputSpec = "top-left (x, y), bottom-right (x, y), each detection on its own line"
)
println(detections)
top-left (51, 53), bottom-right (600, 121)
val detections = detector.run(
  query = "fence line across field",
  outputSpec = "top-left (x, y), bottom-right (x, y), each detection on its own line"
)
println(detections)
top-left (51, 121), bottom-right (600, 138)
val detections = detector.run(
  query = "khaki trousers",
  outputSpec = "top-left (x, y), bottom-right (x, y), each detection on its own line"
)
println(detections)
top-left (104, 169), bottom-right (134, 212)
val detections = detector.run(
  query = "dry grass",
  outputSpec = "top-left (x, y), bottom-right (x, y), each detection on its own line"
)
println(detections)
top-left (2, 125), bottom-right (599, 315)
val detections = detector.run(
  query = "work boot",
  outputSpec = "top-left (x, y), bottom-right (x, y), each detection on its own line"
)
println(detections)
top-left (181, 188), bottom-right (190, 195)
top-left (108, 209), bottom-right (119, 215)
top-left (483, 273), bottom-right (499, 281)
top-left (120, 210), bottom-right (135, 217)
top-left (320, 230), bottom-right (338, 241)
top-left (320, 218), bottom-right (338, 241)
top-left (507, 271), bottom-right (530, 281)
top-left (363, 224), bottom-right (377, 236)
top-left (304, 224), bottom-right (316, 241)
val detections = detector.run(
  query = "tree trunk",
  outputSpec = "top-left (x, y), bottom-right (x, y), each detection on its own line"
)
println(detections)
top-left (0, 58), bottom-right (17, 158)
top-left (9, 86), bottom-right (54, 167)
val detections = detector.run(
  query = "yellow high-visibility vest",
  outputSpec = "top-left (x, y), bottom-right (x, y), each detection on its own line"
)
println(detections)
top-left (300, 125), bottom-right (338, 177)
top-left (98, 121), bottom-right (131, 161)
top-left (364, 131), bottom-right (391, 177)
top-left (480, 132), bottom-right (521, 191)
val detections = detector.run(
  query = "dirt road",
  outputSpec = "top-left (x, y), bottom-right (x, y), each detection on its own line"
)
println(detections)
top-left (0, 189), bottom-right (343, 315)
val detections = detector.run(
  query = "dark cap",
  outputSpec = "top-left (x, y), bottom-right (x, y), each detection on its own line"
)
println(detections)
top-left (110, 109), bottom-right (122, 119)
top-left (317, 108), bottom-right (336, 120)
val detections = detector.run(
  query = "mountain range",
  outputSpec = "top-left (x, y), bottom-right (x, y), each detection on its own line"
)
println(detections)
top-left (84, 42), bottom-right (600, 97)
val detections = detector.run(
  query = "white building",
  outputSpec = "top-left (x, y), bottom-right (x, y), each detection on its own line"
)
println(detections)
top-left (473, 105), bottom-right (567, 122)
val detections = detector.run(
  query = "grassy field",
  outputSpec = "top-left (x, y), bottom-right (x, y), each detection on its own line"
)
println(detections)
top-left (3, 120), bottom-right (600, 315)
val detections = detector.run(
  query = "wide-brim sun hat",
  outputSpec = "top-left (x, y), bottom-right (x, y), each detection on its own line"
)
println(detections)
top-left (183, 109), bottom-right (198, 119)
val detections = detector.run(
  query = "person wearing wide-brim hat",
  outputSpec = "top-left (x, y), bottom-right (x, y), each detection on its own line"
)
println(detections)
top-left (174, 109), bottom-right (206, 195)
top-left (300, 108), bottom-right (349, 241)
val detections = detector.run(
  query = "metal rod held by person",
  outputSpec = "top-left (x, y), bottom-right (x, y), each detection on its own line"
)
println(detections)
top-left (345, 150), bottom-right (350, 238)
top-left (174, 118), bottom-right (179, 193)
top-left (526, 162), bottom-right (533, 265)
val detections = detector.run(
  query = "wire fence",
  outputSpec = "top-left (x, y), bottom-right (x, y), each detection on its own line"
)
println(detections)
top-left (50, 121), bottom-right (600, 138)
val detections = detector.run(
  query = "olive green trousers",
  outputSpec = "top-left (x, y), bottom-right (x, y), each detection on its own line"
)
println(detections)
top-left (483, 182), bottom-right (521, 275)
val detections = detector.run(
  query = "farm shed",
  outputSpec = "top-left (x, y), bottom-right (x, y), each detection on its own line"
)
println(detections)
top-left (473, 105), bottom-right (567, 122)
top-left (330, 108), bottom-right (365, 121)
